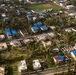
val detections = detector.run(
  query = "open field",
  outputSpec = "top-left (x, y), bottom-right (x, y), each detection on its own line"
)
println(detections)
top-left (27, 3), bottom-right (61, 10)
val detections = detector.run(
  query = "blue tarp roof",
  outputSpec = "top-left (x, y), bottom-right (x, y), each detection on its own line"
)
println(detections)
top-left (58, 55), bottom-right (63, 61)
top-left (27, 14), bottom-right (32, 17)
top-left (4, 29), bottom-right (11, 35)
top-left (31, 26), bottom-right (39, 31)
top-left (28, 17), bottom-right (32, 20)
top-left (40, 25), bottom-right (47, 30)
top-left (72, 50), bottom-right (76, 56)
top-left (37, 22), bottom-right (42, 25)
top-left (12, 30), bottom-right (17, 35)
top-left (34, 22), bottom-right (37, 26)
top-left (4, 29), bottom-right (17, 35)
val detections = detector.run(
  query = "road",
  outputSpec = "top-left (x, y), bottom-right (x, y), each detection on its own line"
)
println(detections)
top-left (29, 65), bottom-right (74, 75)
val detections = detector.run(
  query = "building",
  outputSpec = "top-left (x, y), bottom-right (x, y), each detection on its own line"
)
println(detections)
top-left (68, 13), bottom-right (76, 18)
top-left (27, 13), bottom-right (32, 21)
top-left (40, 26), bottom-right (48, 31)
top-left (4, 29), bottom-right (17, 39)
top-left (0, 43), bottom-right (7, 51)
top-left (53, 55), bottom-right (64, 64)
top-left (31, 25), bottom-right (39, 33)
top-left (10, 40), bottom-right (21, 47)
top-left (0, 67), bottom-right (5, 75)
top-left (33, 59), bottom-right (41, 70)
top-left (71, 50), bottom-right (76, 60)
top-left (66, 5), bottom-right (74, 10)
top-left (18, 60), bottom-right (27, 72)
top-left (52, 48), bottom-right (59, 53)
top-left (0, 35), bottom-right (5, 41)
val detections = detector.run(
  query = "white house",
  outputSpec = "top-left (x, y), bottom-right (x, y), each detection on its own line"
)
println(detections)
top-left (0, 43), bottom-right (7, 51)
top-left (18, 60), bottom-right (27, 72)
top-left (33, 59), bottom-right (41, 70)
top-left (71, 50), bottom-right (76, 60)
top-left (0, 67), bottom-right (5, 75)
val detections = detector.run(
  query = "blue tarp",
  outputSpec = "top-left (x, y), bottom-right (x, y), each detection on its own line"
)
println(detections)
top-left (27, 14), bottom-right (32, 17)
top-left (31, 26), bottom-right (39, 31)
top-left (58, 55), bottom-right (63, 61)
top-left (28, 17), bottom-right (32, 20)
top-left (72, 50), bottom-right (76, 56)
top-left (4, 29), bottom-right (17, 35)
top-left (4, 29), bottom-right (11, 35)
top-left (12, 30), bottom-right (17, 35)
top-left (34, 22), bottom-right (37, 26)
top-left (37, 22), bottom-right (42, 25)
top-left (40, 25), bottom-right (47, 30)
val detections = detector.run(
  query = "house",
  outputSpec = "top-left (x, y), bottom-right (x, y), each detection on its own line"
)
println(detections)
top-left (0, 35), bottom-right (5, 41)
top-left (0, 67), bottom-right (5, 75)
top-left (2, 13), bottom-right (6, 18)
top-left (40, 25), bottom-right (48, 31)
top-left (33, 16), bottom-right (37, 22)
top-left (18, 60), bottom-right (27, 72)
top-left (68, 13), bottom-right (76, 17)
top-left (33, 59), bottom-right (41, 70)
top-left (31, 25), bottom-right (39, 33)
top-left (0, 43), bottom-right (7, 51)
top-left (4, 29), bottom-right (17, 38)
top-left (52, 48), bottom-right (59, 53)
top-left (37, 22), bottom-right (42, 26)
top-left (27, 13), bottom-right (32, 21)
top-left (66, 5), bottom-right (74, 10)
top-left (64, 28), bottom-right (74, 33)
top-left (10, 40), bottom-right (21, 47)
top-left (71, 50), bottom-right (76, 60)
top-left (53, 55), bottom-right (64, 64)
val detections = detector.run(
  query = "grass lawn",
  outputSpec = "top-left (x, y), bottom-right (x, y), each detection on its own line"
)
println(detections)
top-left (27, 4), bottom-right (61, 10)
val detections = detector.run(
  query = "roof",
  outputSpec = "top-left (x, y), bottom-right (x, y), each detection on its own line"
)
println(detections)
top-left (27, 14), bottom-right (32, 17)
top-left (4, 29), bottom-right (11, 35)
top-left (12, 30), bottom-right (17, 35)
top-left (28, 17), bottom-right (32, 20)
top-left (33, 59), bottom-right (41, 70)
top-left (4, 29), bottom-right (17, 35)
top-left (72, 50), bottom-right (76, 56)
top-left (34, 22), bottom-right (37, 26)
top-left (31, 26), bottom-right (39, 31)
top-left (37, 22), bottom-right (42, 25)
top-left (58, 55), bottom-right (63, 61)
top-left (40, 26), bottom-right (47, 30)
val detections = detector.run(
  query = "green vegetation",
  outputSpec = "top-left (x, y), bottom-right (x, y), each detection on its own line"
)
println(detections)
top-left (27, 4), bottom-right (61, 10)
